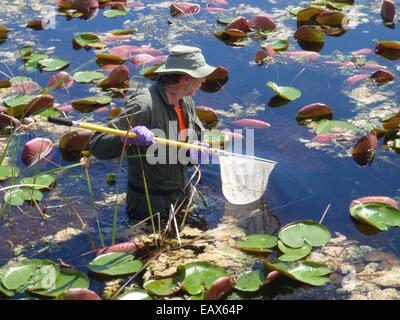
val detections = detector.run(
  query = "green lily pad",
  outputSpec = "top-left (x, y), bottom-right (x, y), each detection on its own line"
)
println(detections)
top-left (4, 188), bottom-right (43, 206)
top-left (278, 240), bottom-right (312, 262)
top-left (73, 33), bottom-right (106, 50)
top-left (265, 260), bottom-right (331, 286)
top-left (0, 166), bottom-right (19, 181)
top-left (235, 269), bottom-right (266, 292)
top-left (350, 203), bottom-right (400, 231)
top-left (235, 234), bottom-right (277, 253)
top-left (38, 58), bottom-right (69, 72)
top-left (33, 269), bottom-right (89, 297)
top-left (117, 288), bottom-right (152, 300)
top-left (3, 94), bottom-right (33, 108)
top-left (0, 269), bottom-right (15, 297)
top-left (21, 174), bottom-right (55, 190)
top-left (217, 17), bottom-right (235, 25)
top-left (31, 107), bottom-right (63, 118)
top-left (0, 259), bottom-right (58, 291)
top-left (111, 28), bottom-right (136, 35)
top-left (278, 220), bottom-right (331, 248)
top-left (10, 76), bottom-right (33, 85)
top-left (143, 272), bottom-right (184, 296)
top-left (263, 39), bottom-right (290, 51)
top-left (18, 46), bottom-right (33, 59)
top-left (73, 71), bottom-right (105, 83)
top-left (104, 9), bottom-right (129, 18)
top-left (87, 252), bottom-right (142, 276)
top-left (266, 81), bottom-right (301, 101)
top-left (179, 261), bottom-right (229, 296)
top-left (312, 119), bottom-right (358, 135)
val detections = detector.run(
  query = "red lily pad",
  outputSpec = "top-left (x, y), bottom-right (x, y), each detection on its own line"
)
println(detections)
top-left (249, 15), bottom-right (276, 32)
top-left (370, 69), bottom-right (395, 83)
top-left (375, 41), bottom-right (400, 60)
top-left (381, 0), bottom-right (396, 23)
top-left (170, 2), bottom-right (200, 18)
top-left (204, 276), bottom-right (236, 300)
top-left (11, 81), bottom-right (40, 94)
top-left (231, 119), bottom-right (271, 128)
top-left (282, 50), bottom-right (320, 60)
top-left (350, 196), bottom-right (399, 210)
top-left (48, 71), bottom-right (74, 89)
top-left (96, 241), bottom-right (146, 256)
top-left (352, 131), bottom-right (378, 166)
top-left (195, 105), bottom-right (219, 124)
top-left (346, 73), bottom-right (370, 85)
top-left (383, 112), bottom-right (400, 131)
top-left (226, 17), bottom-right (250, 33)
top-left (296, 103), bottom-right (333, 123)
top-left (0, 113), bottom-right (21, 129)
top-left (200, 66), bottom-right (229, 93)
top-left (59, 131), bottom-right (93, 161)
top-left (60, 288), bottom-right (102, 300)
top-left (24, 95), bottom-right (55, 116)
top-left (97, 65), bottom-right (130, 89)
top-left (22, 137), bottom-right (54, 166)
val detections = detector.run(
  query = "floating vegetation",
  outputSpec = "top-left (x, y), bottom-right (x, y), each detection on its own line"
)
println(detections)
top-left (0, 0), bottom-right (400, 302)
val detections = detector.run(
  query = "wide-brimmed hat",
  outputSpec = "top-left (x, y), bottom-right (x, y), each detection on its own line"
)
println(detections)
top-left (154, 45), bottom-right (216, 79)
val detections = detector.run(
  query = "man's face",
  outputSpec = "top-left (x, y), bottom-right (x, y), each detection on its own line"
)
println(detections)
top-left (182, 76), bottom-right (206, 96)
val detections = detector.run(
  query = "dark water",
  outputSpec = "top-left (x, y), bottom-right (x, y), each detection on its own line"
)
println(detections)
top-left (1, 0), bottom-right (400, 299)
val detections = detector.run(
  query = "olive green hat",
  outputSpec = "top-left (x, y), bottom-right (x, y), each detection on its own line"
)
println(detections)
top-left (154, 45), bottom-right (217, 79)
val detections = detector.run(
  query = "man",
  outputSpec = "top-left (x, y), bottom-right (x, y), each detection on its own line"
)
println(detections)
top-left (89, 45), bottom-right (214, 220)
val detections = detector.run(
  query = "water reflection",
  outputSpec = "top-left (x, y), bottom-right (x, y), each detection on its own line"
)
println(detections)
top-left (223, 198), bottom-right (281, 235)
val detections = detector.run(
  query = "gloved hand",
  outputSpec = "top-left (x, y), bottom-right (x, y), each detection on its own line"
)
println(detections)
top-left (190, 141), bottom-right (211, 164)
top-left (121, 126), bottom-right (155, 146)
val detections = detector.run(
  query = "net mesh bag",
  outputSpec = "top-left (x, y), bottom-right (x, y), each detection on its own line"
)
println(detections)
top-left (219, 154), bottom-right (277, 205)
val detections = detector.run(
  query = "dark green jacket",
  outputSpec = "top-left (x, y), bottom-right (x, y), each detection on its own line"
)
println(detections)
top-left (89, 80), bottom-right (205, 194)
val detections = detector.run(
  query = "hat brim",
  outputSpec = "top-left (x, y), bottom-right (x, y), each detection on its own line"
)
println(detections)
top-left (154, 64), bottom-right (217, 79)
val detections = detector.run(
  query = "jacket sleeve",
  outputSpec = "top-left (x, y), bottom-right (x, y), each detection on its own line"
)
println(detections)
top-left (89, 94), bottom-right (151, 160)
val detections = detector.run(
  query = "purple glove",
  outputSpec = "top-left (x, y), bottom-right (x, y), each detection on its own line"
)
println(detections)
top-left (190, 141), bottom-right (211, 164)
top-left (121, 126), bottom-right (155, 146)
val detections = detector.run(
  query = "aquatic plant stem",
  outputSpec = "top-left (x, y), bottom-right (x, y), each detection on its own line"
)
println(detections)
top-left (319, 204), bottom-right (331, 224)
top-left (85, 166), bottom-right (105, 248)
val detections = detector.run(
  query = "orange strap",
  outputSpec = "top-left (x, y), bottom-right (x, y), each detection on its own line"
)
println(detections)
top-left (174, 104), bottom-right (187, 142)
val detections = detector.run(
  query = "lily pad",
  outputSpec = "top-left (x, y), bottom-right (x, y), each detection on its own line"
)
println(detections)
top-left (73, 71), bottom-right (105, 83)
top-left (87, 252), bottom-right (142, 276)
top-left (179, 261), bottom-right (229, 296)
top-left (312, 119), bottom-right (358, 135)
top-left (39, 59), bottom-right (69, 72)
top-left (277, 240), bottom-right (312, 262)
top-left (265, 260), bottom-right (331, 286)
top-left (143, 272), bottom-right (184, 296)
top-left (4, 188), bottom-right (43, 206)
top-left (235, 269), bottom-right (266, 292)
top-left (0, 166), bottom-right (19, 181)
top-left (117, 288), bottom-right (152, 300)
top-left (0, 269), bottom-right (14, 297)
top-left (235, 234), bottom-right (277, 253)
top-left (104, 9), bottom-right (129, 18)
top-left (350, 203), bottom-right (400, 231)
top-left (294, 25), bottom-right (325, 43)
top-left (267, 81), bottom-right (301, 101)
top-left (278, 220), bottom-right (331, 248)
top-left (21, 174), bottom-right (55, 190)
top-left (263, 40), bottom-right (290, 51)
top-left (0, 259), bottom-right (58, 291)
top-left (33, 269), bottom-right (89, 297)
top-left (73, 33), bottom-right (106, 50)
